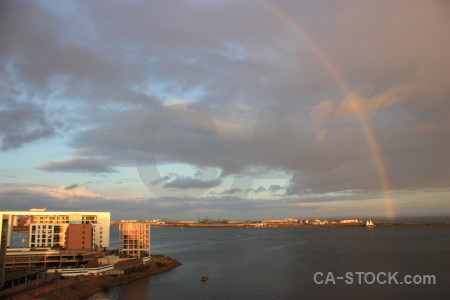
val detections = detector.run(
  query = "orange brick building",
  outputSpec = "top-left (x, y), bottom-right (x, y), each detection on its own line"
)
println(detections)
top-left (65, 224), bottom-right (93, 250)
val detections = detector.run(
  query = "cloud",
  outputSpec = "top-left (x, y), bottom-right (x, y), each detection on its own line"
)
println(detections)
top-left (0, 181), bottom-right (447, 219)
top-left (268, 185), bottom-right (284, 193)
top-left (0, 183), bottom-right (49, 188)
top-left (150, 175), bottom-right (173, 185)
top-left (64, 183), bottom-right (79, 190)
top-left (1, 0), bottom-right (449, 218)
top-left (0, 187), bottom-right (324, 219)
top-left (253, 187), bottom-right (267, 194)
top-left (222, 188), bottom-right (242, 195)
top-left (36, 158), bottom-right (117, 173)
top-left (311, 81), bottom-right (425, 125)
top-left (28, 183), bottom-right (104, 200)
top-left (290, 203), bottom-right (321, 208)
top-left (0, 175), bottom-right (17, 178)
top-left (163, 176), bottom-right (222, 190)
top-left (0, 101), bottom-right (56, 151)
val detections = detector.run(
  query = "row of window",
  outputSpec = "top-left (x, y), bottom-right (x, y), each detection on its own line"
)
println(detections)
top-left (30, 243), bottom-right (63, 247)
top-left (120, 230), bottom-right (151, 233)
top-left (30, 236), bottom-right (60, 241)
top-left (122, 245), bottom-right (150, 249)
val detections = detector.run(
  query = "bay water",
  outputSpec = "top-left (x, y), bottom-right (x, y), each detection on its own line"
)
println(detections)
top-left (89, 225), bottom-right (450, 299)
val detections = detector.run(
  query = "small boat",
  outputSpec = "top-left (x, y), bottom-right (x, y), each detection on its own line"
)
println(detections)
top-left (201, 275), bottom-right (208, 282)
top-left (365, 220), bottom-right (375, 227)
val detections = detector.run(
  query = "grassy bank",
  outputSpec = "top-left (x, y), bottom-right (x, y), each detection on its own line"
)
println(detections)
top-left (33, 256), bottom-right (181, 300)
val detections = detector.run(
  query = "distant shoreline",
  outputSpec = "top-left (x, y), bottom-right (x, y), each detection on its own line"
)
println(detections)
top-left (13, 222), bottom-right (450, 233)
top-left (110, 222), bottom-right (450, 228)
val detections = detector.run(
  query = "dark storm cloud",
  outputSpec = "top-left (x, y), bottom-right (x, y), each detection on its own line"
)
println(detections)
top-left (222, 188), bottom-right (243, 195)
top-left (0, 1), bottom-right (145, 95)
top-left (1, 0), bottom-right (449, 203)
top-left (253, 187), bottom-right (267, 194)
top-left (150, 175), bottom-right (173, 186)
top-left (0, 100), bottom-right (56, 151)
top-left (36, 158), bottom-right (117, 173)
top-left (163, 176), bottom-right (222, 190)
top-left (64, 183), bottom-right (79, 190)
top-left (268, 185), bottom-right (284, 193)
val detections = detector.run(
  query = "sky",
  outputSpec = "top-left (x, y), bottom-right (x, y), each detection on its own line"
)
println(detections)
top-left (0, 0), bottom-right (449, 221)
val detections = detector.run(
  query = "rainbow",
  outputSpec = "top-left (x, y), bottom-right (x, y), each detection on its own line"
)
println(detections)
top-left (258, 0), bottom-right (396, 219)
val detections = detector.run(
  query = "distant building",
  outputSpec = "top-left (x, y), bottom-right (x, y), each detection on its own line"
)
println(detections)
top-left (149, 220), bottom-right (166, 225)
top-left (262, 218), bottom-right (297, 224)
top-left (119, 221), bottom-right (151, 258)
top-left (176, 221), bottom-right (197, 225)
top-left (0, 210), bottom-right (110, 250)
top-left (0, 213), bottom-right (9, 289)
top-left (249, 223), bottom-right (265, 228)
top-left (227, 220), bottom-right (245, 224)
top-left (340, 219), bottom-right (361, 224)
top-left (29, 208), bottom-right (47, 212)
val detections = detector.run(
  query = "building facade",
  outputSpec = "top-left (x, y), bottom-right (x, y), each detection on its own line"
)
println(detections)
top-left (65, 224), bottom-right (93, 250)
top-left (29, 223), bottom-right (68, 248)
top-left (119, 221), bottom-right (151, 258)
top-left (0, 213), bottom-right (9, 289)
top-left (0, 210), bottom-right (110, 250)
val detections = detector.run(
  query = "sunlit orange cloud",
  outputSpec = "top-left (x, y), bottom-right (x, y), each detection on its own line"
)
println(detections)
top-left (163, 99), bottom-right (193, 107)
top-left (28, 184), bottom-right (147, 202)
top-left (28, 184), bottom-right (102, 200)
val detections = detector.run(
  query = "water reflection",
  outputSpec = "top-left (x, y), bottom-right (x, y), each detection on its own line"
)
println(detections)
top-left (90, 226), bottom-right (450, 300)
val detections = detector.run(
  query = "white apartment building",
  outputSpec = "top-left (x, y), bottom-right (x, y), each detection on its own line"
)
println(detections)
top-left (29, 223), bottom-right (68, 248)
top-left (0, 210), bottom-right (110, 250)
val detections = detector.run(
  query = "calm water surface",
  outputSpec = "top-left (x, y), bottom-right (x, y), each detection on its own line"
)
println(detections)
top-left (90, 226), bottom-right (450, 300)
